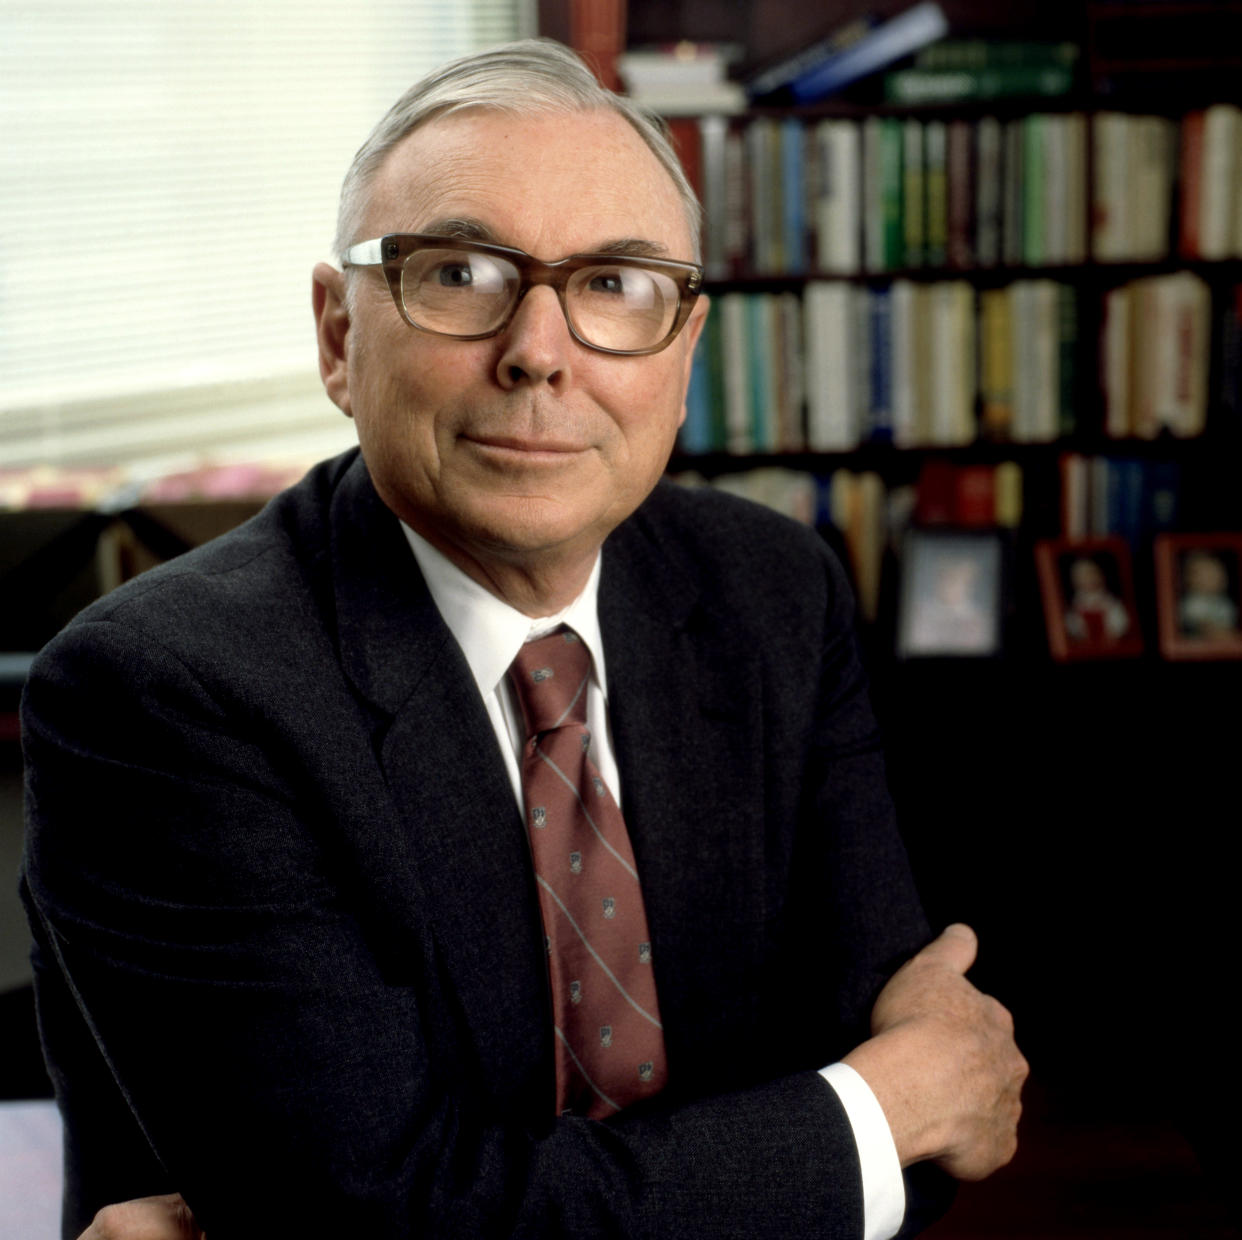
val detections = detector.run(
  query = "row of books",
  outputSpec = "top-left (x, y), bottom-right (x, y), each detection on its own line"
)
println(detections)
top-left (682, 279), bottom-right (1081, 455)
top-left (1059, 453), bottom-right (1181, 547)
top-left (1094, 105), bottom-right (1242, 263)
top-left (683, 105), bottom-right (1242, 280)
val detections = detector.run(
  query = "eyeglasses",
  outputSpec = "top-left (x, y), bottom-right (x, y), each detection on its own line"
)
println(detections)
top-left (341, 234), bottom-right (704, 356)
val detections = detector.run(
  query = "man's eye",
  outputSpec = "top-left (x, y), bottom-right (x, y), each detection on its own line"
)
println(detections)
top-left (588, 271), bottom-right (627, 295)
top-left (436, 262), bottom-right (474, 288)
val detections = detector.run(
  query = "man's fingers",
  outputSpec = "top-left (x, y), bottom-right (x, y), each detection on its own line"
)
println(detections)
top-left (915, 922), bottom-right (978, 975)
top-left (79, 1194), bottom-right (204, 1240)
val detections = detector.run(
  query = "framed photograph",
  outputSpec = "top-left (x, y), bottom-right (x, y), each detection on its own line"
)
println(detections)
top-left (1035, 538), bottom-right (1143, 661)
top-left (1154, 532), bottom-right (1242, 660)
top-left (896, 529), bottom-right (1005, 658)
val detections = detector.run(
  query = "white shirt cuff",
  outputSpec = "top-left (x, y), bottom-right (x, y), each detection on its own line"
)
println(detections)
top-left (820, 1061), bottom-right (906, 1240)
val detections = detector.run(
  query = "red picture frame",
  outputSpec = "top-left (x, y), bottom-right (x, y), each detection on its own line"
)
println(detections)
top-left (1035, 538), bottom-right (1144, 662)
top-left (1154, 532), bottom-right (1242, 660)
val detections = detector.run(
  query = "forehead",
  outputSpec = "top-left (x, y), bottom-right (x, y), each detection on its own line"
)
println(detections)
top-left (362, 107), bottom-right (693, 259)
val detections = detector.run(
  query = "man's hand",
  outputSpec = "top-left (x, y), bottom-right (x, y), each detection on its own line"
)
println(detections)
top-left (843, 923), bottom-right (1028, 1181)
top-left (77, 1194), bottom-right (204, 1240)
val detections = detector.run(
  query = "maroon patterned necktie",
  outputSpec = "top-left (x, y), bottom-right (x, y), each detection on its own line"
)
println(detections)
top-left (508, 626), bottom-right (667, 1118)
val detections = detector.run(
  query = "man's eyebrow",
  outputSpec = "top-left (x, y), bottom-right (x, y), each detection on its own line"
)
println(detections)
top-left (414, 221), bottom-right (671, 260)
top-left (591, 238), bottom-right (672, 259)
top-left (418, 217), bottom-right (497, 242)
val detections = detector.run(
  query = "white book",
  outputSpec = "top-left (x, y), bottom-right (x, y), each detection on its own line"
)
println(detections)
top-left (1042, 114), bottom-right (1069, 265)
top-left (862, 117), bottom-right (886, 273)
top-left (1160, 272), bottom-right (1212, 436)
top-left (1092, 113), bottom-right (1130, 261)
top-left (1029, 280), bottom-right (1060, 442)
top-left (1200, 104), bottom-right (1241, 260)
top-left (804, 282), bottom-right (862, 452)
top-left (813, 120), bottom-right (863, 274)
top-left (929, 281), bottom-right (976, 445)
top-left (699, 116), bottom-right (729, 280)
top-left (1011, 280), bottom-right (1059, 442)
top-left (890, 280), bottom-right (919, 447)
top-left (1130, 115), bottom-right (1175, 261)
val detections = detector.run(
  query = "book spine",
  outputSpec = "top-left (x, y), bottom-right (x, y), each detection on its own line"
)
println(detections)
top-left (868, 286), bottom-right (894, 442)
top-left (1064, 112), bottom-right (1089, 264)
top-left (902, 119), bottom-right (926, 268)
top-left (1002, 119), bottom-right (1025, 266)
top-left (979, 286), bottom-right (1014, 440)
top-left (699, 116), bottom-right (728, 281)
top-left (890, 279), bottom-right (917, 446)
top-left (1092, 113), bottom-right (1129, 262)
top-left (781, 119), bottom-right (807, 275)
top-left (924, 120), bottom-right (948, 267)
top-left (1022, 114), bottom-right (1046, 266)
top-left (1179, 110), bottom-right (1205, 260)
top-left (804, 282), bottom-right (862, 451)
top-left (779, 291), bottom-right (806, 451)
top-left (880, 118), bottom-right (905, 271)
top-left (947, 119), bottom-right (975, 268)
top-left (975, 116), bottom-right (1003, 268)
top-left (720, 293), bottom-right (752, 453)
top-left (1102, 285), bottom-right (1131, 437)
top-left (788, 1), bottom-right (950, 104)
top-left (1200, 104), bottom-right (1241, 261)
top-left (747, 294), bottom-right (776, 450)
top-left (1057, 283), bottom-right (1077, 438)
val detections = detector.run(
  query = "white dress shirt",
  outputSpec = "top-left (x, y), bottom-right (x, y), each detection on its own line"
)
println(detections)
top-left (401, 523), bottom-right (906, 1240)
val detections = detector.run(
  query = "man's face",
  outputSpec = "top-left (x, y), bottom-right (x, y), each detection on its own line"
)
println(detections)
top-left (318, 107), bottom-right (707, 586)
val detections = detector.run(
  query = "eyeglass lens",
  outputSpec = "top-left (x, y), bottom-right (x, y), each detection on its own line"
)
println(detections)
top-left (398, 248), bottom-right (682, 352)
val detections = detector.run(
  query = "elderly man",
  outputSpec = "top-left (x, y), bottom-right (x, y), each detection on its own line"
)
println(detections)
top-left (23, 39), bottom-right (1025, 1240)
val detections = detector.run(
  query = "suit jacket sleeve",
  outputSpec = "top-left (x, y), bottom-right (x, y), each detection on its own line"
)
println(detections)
top-left (21, 457), bottom-right (946, 1239)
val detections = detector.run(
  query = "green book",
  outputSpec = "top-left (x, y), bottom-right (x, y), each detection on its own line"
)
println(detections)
top-left (914, 39), bottom-right (1080, 70)
top-left (884, 64), bottom-right (1074, 104)
top-left (880, 117), bottom-right (905, 270)
top-left (1022, 114), bottom-right (1046, 266)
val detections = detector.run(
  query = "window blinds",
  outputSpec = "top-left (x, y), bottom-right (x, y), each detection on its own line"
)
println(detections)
top-left (0, 0), bottom-right (531, 474)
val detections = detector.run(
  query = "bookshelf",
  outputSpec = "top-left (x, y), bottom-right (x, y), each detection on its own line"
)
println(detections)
top-left (605, 0), bottom-right (1242, 1164)
top-left (612, 13), bottom-right (1242, 660)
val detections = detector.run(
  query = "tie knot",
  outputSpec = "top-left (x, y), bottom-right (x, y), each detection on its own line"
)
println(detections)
top-left (509, 626), bottom-right (591, 737)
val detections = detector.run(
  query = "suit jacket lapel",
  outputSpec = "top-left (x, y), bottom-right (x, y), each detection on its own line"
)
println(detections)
top-left (600, 501), bottom-right (769, 1089)
top-left (328, 457), bottom-right (551, 1113)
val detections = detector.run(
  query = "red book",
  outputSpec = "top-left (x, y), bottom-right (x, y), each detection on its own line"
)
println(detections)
top-left (1179, 110), bottom-right (1204, 259)
top-left (664, 117), bottom-right (704, 203)
top-left (914, 459), bottom-right (958, 524)
top-left (954, 465), bottom-right (997, 526)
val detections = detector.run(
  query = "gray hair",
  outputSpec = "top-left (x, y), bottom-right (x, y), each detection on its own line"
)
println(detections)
top-left (334, 37), bottom-right (702, 262)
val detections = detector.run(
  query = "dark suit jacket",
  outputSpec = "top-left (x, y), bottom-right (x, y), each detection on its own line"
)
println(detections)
top-left (22, 449), bottom-right (945, 1238)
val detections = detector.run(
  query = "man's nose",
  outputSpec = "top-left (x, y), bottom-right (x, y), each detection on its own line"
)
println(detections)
top-left (495, 284), bottom-right (574, 389)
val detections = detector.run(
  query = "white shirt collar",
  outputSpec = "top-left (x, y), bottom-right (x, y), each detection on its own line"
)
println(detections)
top-left (400, 522), bottom-right (609, 704)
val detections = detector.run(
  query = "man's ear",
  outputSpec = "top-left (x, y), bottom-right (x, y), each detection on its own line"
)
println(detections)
top-left (313, 262), bottom-right (353, 418)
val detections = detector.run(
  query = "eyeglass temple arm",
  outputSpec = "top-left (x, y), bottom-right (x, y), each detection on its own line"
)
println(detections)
top-left (340, 239), bottom-right (385, 267)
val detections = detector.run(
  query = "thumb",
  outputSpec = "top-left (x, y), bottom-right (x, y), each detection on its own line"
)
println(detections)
top-left (921, 922), bottom-right (978, 974)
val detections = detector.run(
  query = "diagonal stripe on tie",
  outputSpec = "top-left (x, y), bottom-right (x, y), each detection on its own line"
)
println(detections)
top-left (535, 875), bottom-right (662, 1028)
